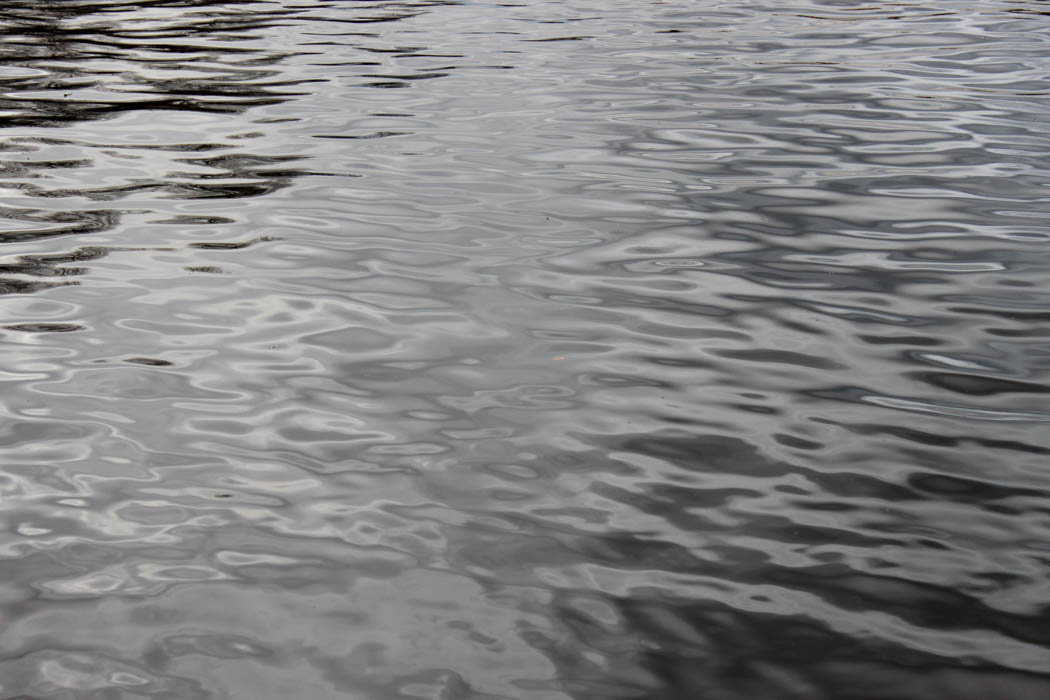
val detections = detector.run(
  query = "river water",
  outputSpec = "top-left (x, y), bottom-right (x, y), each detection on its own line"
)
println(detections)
top-left (1, 1), bottom-right (1049, 698)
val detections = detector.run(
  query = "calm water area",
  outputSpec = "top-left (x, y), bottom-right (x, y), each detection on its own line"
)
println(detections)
top-left (1, 1), bottom-right (1049, 698)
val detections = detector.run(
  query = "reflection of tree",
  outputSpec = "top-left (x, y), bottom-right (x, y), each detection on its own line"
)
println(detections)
top-left (0, 0), bottom-right (313, 296)
top-left (0, 0), bottom-right (302, 129)
top-left (0, 0), bottom-right (459, 297)
top-left (0, 246), bottom-right (100, 296)
top-left (0, 208), bottom-right (120, 292)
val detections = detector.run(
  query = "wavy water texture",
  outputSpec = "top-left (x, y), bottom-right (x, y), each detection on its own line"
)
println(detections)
top-left (1, 0), bottom-right (1049, 698)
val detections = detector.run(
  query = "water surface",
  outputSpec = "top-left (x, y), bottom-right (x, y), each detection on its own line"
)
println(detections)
top-left (1, 1), bottom-right (1050, 698)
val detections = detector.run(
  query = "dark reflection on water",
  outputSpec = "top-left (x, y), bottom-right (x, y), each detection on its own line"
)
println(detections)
top-left (1, 0), bottom-right (1049, 697)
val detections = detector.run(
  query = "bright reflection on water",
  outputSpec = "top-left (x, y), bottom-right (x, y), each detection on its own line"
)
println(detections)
top-left (1, 0), bottom-right (1050, 697)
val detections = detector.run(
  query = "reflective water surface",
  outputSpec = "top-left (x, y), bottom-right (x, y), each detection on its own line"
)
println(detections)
top-left (1, 1), bottom-right (1049, 697)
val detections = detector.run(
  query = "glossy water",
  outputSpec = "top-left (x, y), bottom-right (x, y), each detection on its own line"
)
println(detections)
top-left (1, 1), bottom-right (1049, 698)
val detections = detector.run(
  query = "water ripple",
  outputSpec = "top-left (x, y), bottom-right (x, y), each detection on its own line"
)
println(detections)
top-left (0, 0), bottom-right (1049, 698)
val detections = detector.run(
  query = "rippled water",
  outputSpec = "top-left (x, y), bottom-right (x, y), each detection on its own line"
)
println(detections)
top-left (1, 0), bottom-right (1049, 697)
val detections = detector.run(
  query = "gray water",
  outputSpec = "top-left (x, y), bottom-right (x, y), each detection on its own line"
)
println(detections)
top-left (1, 1), bottom-right (1049, 698)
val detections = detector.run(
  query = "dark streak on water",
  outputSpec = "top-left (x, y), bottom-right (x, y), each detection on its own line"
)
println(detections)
top-left (0, 0), bottom-right (1049, 698)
